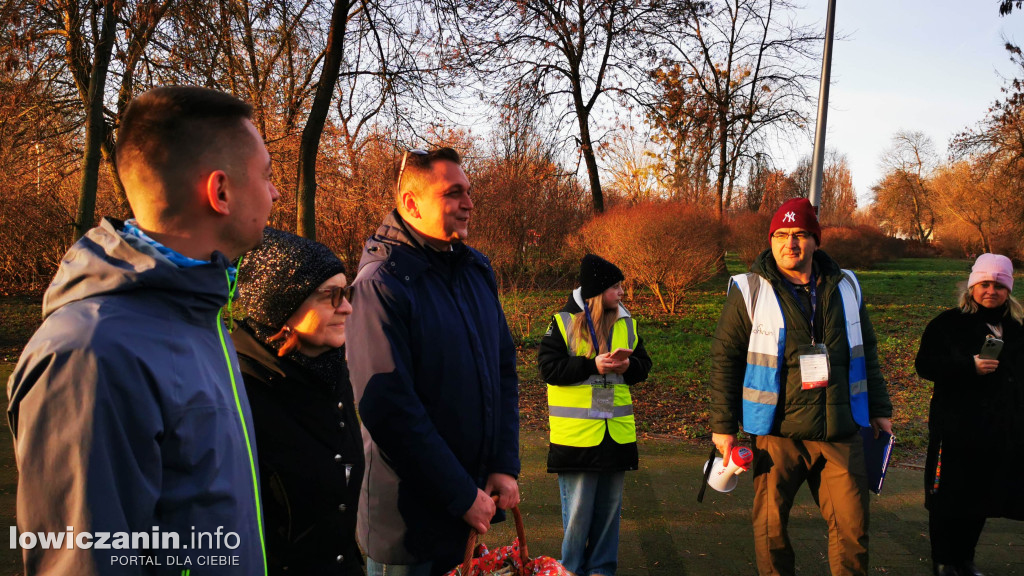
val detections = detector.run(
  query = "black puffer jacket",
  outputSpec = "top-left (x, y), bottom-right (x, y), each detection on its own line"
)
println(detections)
top-left (538, 291), bottom-right (653, 472)
top-left (232, 327), bottom-right (365, 575)
top-left (915, 305), bottom-right (1024, 519)
top-left (710, 249), bottom-right (891, 440)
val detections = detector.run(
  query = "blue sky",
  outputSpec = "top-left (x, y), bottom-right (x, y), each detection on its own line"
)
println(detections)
top-left (793, 1), bottom-right (1024, 205)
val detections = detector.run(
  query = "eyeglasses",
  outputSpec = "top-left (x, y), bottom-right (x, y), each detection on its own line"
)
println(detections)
top-left (319, 285), bottom-right (354, 308)
top-left (771, 231), bottom-right (812, 242)
top-left (395, 148), bottom-right (429, 196)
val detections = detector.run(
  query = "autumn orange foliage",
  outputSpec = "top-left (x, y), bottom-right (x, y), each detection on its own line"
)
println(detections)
top-left (579, 202), bottom-right (723, 313)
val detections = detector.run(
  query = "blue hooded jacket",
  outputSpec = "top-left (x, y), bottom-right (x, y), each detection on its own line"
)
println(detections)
top-left (7, 218), bottom-right (266, 575)
top-left (348, 211), bottom-right (519, 567)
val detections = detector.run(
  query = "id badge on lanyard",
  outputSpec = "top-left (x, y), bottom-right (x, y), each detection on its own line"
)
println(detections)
top-left (590, 385), bottom-right (615, 419)
top-left (799, 343), bottom-right (829, 389)
top-left (790, 273), bottom-right (828, 390)
top-left (584, 301), bottom-right (617, 418)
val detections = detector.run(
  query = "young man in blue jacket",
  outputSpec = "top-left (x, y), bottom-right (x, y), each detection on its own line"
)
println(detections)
top-left (7, 87), bottom-right (279, 575)
top-left (348, 148), bottom-right (520, 576)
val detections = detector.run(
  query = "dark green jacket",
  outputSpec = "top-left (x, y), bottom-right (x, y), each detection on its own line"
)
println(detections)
top-left (709, 249), bottom-right (892, 440)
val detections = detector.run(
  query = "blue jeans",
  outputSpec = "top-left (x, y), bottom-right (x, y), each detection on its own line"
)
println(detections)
top-left (558, 471), bottom-right (625, 576)
top-left (365, 558), bottom-right (433, 576)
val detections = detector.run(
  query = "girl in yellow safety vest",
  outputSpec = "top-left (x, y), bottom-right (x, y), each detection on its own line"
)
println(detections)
top-left (538, 254), bottom-right (652, 576)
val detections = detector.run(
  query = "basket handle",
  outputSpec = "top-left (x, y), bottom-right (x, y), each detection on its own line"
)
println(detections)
top-left (461, 495), bottom-right (530, 575)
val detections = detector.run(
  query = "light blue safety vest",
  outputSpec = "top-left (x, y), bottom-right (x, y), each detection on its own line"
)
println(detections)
top-left (729, 270), bottom-right (870, 435)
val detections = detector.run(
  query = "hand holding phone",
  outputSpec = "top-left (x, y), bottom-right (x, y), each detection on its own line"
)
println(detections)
top-left (979, 337), bottom-right (1004, 360)
top-left (609, 348), bottom-right (633, 362)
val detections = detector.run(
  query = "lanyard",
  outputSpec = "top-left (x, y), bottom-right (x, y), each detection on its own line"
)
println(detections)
top-left (582, 301), bottom-right (612, 356)
top-left (786, 272), bottom-right (817, 345)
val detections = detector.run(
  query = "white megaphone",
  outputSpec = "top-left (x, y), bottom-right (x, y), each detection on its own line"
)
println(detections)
top-left (703, 446), bottom-right (754, 493)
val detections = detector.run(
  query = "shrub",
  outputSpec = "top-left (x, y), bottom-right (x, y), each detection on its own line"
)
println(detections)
top-left (820, 225), bottom-right (905, 269)
top-left (470, 154), bottom-right (589, 289)
top-left (726, 210), bottom-right (772, 267)
top-left (579, 201), bottom-right (724, 313)
top-left (0, 189), bottom-right (75, 293)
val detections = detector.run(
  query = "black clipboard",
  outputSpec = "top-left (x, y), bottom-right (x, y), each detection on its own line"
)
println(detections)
top-left (860, 426), bottom-right (895, 494)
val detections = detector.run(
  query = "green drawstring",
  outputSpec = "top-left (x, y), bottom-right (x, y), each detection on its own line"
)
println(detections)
top-left (216, 308), bottom-right (268, 575)
top-left (225, 255), bottom-right (243, 332)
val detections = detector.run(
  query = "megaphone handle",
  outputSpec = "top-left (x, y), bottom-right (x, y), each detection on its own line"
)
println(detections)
top-left (697, 446), bottom-right (717, 503)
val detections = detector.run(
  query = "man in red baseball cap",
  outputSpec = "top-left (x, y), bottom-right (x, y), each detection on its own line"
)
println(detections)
top-left (709, 197), bottom-right (893, 575)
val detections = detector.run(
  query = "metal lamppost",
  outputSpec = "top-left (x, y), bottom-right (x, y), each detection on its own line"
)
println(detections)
top-left (809, 0), bottom-right (837, 212)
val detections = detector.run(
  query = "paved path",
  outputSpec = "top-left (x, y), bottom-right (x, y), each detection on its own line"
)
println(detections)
top-left (0, 382), bottom-right (1020, 575)
top-left (505, 431), bottom-right (1024, 576)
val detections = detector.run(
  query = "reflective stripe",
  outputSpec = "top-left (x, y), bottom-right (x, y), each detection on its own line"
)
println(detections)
top-left (842, 270), bottom-right (862, 306)
top-left (625, 317), bottom-right (636, 348)
top-left (746, 351), bottom-right (778, 369)
top-left (742, 387), bottom-right (779, 406)
top-left (549, 404), bottom-right (635, 419)
top-left (556, 312), bottom-right (574, 347)
top-left (579, 373), bottom-right (625, 385)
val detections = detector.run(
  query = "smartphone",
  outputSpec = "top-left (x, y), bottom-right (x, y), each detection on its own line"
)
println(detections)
top-left (609, 348), bottom-right (633, 361)
top-left (979, 337), bottom-right (1004, 360)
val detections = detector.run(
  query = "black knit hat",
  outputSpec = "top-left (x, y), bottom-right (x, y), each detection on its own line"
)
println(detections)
top-left (579, 254), bottom-right (624, 300)
top-left (235, 227), bottom-right (345, 347)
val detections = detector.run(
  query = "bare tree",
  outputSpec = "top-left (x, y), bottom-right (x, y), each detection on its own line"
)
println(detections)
top-left (72, 0), bottom-right (119, 240)
top-left (296, 0), bottom-right (357, 239)
top-left (818, 152), bottom-right (856, 225)
top-left (19, 0), bottom-right (179, 236)
top-left (444, 0), bottom-right (671, 213)
top-left (600, 128), bottom-right (665, 205)
top-left (955, 43), bottom-right (1024, 182)
top-left (650, 0), bottom-right (820, 218)
top-left (932, 159), bottom-right (1021, 254)
top-left (873, 130), bottom-right (937, 242)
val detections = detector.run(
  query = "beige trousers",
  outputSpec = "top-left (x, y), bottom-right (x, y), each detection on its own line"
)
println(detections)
top-left (751, 435), bottom-right (870, 576)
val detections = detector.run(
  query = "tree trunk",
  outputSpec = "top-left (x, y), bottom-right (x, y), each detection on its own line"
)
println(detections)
top-left (715, 104), bottom-right (729, 219)
top-left (576, 109), bottom-right (604, 213)
top-left (74, 0), bottom-right (118, 240)
top-left (101, 133), bottom-right (130, 217)
top-left (297, 0), bottom-right (353, 239)
top-left (980, 227), bottom-right (992, 254)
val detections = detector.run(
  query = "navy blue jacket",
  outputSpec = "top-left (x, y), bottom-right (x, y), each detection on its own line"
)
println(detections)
top-left (348, 211), bottom-right (519, 567)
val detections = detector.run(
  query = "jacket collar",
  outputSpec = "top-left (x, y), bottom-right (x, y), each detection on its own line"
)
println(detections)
top-left (753, 247), bottom-right (842, 287)
top-left (42, 218), bottom-right (232, 322)
top-left (231, 325), bottom-right (288, 379)
top-left (358, 210), bottom-right (490, 282)
top-left (571, 287), bottom-right (630, 319)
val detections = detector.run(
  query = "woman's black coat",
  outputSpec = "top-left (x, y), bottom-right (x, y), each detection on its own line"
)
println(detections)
top-left (232, 327), bottom-right (366, 575)
top-left (915, 306), bottom-right (1024, 520)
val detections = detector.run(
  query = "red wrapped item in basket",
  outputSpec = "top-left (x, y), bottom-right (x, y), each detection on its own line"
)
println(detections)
top-left (444, 498), bottom-right (573, 576)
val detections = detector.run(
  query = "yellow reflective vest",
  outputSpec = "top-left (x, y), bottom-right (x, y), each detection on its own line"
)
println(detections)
top-left (547, 310), bottom-right (639, 447)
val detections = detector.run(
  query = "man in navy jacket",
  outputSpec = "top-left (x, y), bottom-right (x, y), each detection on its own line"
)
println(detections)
top-left (348, 148), bottom-right (520, 576)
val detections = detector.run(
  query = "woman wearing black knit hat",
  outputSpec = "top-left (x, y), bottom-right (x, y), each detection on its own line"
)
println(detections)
top-left (232, 227), bottom-right (365, 576)
top-left (538, 254), bottom-right (653, 576)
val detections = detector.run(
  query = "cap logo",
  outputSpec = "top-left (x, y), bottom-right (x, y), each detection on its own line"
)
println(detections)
top-left (782, 211), bottom-right (796, 223)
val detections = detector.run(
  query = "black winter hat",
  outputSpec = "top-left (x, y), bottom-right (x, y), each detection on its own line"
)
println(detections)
top-left (235, 227), bottom-right (346, 346)
top-left (579, 254), bottom-right (624, 300)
